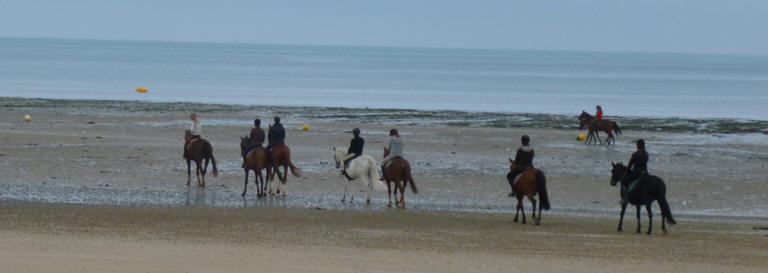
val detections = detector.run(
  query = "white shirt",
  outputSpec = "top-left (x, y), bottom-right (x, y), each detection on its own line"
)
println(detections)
top-left (190, 121), bottom-right (202, 136)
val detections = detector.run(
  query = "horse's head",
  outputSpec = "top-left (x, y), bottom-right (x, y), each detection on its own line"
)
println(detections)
top-left (184, 129), bottom-right (192, 141)
top-left (509, 159), bottom-right (517, 170)
top-left (331, 147), bottom-right (346, 169)
top-left (610, 162), bottom-right (628, 186)
top-left (240, 136), bottom-right (250, 151)
top-left (578, 111), bottom-right (592, 129)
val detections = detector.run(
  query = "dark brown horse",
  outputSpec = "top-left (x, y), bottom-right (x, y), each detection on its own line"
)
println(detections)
top-left (610, 162), bottom-right (676, 234)
top-left (507, 159), bottom-right (550, 224)
top-left (578, 111), bottom-right (622, 145)
top-left (240, 136), bottom-right (270, 197)
top-left (383, 157), bottom-right (418, 208)
top-left (183, 130), bottom-right (218, 187)
top-left (267, 143), bottom-right (302, 196)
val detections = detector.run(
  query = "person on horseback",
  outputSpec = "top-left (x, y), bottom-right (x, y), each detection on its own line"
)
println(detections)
top-left (183, 113), bottom-right (202, 159)
top-left (339, 128), bottom-right (364, 176)
top-left (596, 105), bottom-right (603, 120)
top-left (507, 135), bottom-right (534, 197)
top-left (622, 138), bottom-right (649, 187)
top-left (242, 119), bottom-right (266, 168)
top-left (380, 128), bottom-right (403, 181)
top-left (266, 116), bottom-right (285, 163)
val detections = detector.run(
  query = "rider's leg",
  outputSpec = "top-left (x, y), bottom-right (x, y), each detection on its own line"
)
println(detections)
top-left (340, 153), bottom-right (356, 173)
top-left (380, 157), bottom-right (392, 181)
top-left (507, 168), bottom-right (522, 197)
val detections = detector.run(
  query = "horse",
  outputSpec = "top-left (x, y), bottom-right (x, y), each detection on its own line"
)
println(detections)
top-left (183, 130), bottom-right (218, 187)
top-left (266, 143), bottom-right (302, 196)
top-left (332, 147), bottom-right (386, 204)
top-left (610, 162), bottom-right (676, 234)
top-left (383, 157), bottom-right (418, 208)
top-left (578, 111), bottom-right (622, 145)
top-left (240, 136), bottom-right (270, 197)
top-left (507, 159), bottom-right (550, 224)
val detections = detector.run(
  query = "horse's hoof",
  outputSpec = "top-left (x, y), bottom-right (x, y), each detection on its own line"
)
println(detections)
top-left (387, 203), bottom-right (392, 208)
top-left (366, 199), bottom-right (371, 204)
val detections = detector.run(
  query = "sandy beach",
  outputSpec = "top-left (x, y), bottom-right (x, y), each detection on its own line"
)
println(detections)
top-left (1, 99), bottom-right (767, 272)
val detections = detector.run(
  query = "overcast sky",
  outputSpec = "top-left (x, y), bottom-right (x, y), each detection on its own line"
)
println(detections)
top-left (1, 0), bottom-right (766, 55)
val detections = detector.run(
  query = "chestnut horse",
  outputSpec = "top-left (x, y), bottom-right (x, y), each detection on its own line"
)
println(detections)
top-left (383, 157), bottom-right (418, 208)
top-left (578, 111), bottom-right (622, 145)
top-left (610, 162), bottom-right (676, 234)
top-left (240, 136), bottom-right (270, 197)
top-left (183, 130), bottom-right (218, 187)
top-left (507, 159), bottom-right (550, 224)
top-left (267, 143), bottom-right (302, 196)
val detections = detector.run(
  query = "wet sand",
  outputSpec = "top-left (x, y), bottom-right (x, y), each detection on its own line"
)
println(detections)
top-left (1, 202), bottom-right (767, 273)
top-left (1, 101), bottom-right (768, 271)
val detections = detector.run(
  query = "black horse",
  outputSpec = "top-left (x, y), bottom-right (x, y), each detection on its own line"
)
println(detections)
top-left (610, 162), bottom-right (676, 234)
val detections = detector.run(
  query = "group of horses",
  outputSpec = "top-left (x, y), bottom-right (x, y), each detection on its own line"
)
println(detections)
top-left (181, 112), bottom-right (676, 234)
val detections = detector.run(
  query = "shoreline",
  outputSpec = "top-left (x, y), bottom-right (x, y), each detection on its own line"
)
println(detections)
top-left (3, 96), bottom-right (768, 133)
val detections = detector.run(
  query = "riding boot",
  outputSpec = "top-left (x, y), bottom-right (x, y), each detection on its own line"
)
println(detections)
top-left (380, 165), bottom-right (387, 181)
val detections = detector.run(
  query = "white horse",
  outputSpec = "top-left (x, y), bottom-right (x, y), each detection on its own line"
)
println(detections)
top-left (332, 147), bottom-right (386, 203)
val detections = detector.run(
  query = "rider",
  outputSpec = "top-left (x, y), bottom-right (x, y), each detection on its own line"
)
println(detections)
top-left (241, 119), bottom-right (265, 168)
top-left (183, 113), bottom-right (202, 159)
top-left (266, 116), bottom-right (285, 163)
top-left (596, 105), bottom-right (603, 120)
top-left (622, 138), bottom-right (649, 187)
top-left (380, 128), bottom-right (403, 181)
top-left (340, 128), bottom-right (364, 175)
top-left (507, 135), bottom-right (534, 196)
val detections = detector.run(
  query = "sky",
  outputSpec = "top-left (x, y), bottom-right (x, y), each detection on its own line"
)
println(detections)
top-left (1, 0), bottom-right (767, 55)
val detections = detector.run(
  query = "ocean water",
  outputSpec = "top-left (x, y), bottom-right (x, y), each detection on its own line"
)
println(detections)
top-left (1, 37), bottom-right (768, 120)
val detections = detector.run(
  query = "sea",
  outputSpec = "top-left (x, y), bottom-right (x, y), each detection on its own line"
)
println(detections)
top-left (1, 37), bottom-right (768, 123)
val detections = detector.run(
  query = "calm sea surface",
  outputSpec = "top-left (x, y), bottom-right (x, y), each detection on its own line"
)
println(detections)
top-left (1, 37), bottom-right (768, 120)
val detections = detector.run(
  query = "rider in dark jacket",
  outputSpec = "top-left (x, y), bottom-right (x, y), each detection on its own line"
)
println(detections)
top-left (242, 119), bottom-right (266, 168)
top-left (266, 116), bottom-right (285, 162)
top-left (623, 138), bottom-right (649, 185)
top-left (507, 135), bottom-right (534, 196)
top-left (340, 128), bottom-right (364, 173)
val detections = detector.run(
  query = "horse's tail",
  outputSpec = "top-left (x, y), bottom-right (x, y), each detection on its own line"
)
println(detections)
top-left (204, 141), bottom-right (218, 177)
top-left (656, 180), bottom-right (676, 225)
top-left (613, 121), bottom-right (622, 135)
top-left (283, 146), bottom-right (302, 178)
top-left (535, 170), bottom-right (550, 210)
top-left (210, 154), bottom-right (218, 177)
top-left (404, 163), bottom-right (418, 194)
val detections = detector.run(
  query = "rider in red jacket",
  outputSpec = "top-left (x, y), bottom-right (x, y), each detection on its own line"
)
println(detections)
top-left (596, 105), bottom-right (603, 120)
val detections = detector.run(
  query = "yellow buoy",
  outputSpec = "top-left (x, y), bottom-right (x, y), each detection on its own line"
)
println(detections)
top-left (24, 114), bottom-right (31, 122)
top-left (577, 133), bottom-right (586, 141)
top-left (136, 86), bottom-right (148, 93)
top-left (302, 124), bottom-right (309, 131)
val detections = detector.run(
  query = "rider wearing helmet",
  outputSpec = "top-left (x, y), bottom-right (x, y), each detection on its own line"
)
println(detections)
top-left (507, 135), bottom-right (534, 196)
top-left (381, 128), bottom-right (403, 181)
top-left (623, 138), bottom-right (649, 185)
top-left (340, 128), bottom-right (364, 174)
top-left (242, 119), bottom-right (265, 168)
top-left (265, 116), bottom-right (285, 163)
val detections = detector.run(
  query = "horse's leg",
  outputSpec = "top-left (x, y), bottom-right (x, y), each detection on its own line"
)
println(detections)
top-left (514, 196), bottom-right (521, 223)
top-left (528, 194), bottom-right (538, 225)
top-left (400, 180), bottom-right (408, 208)
top-left (195, 160), bottom-right (202, 186)
top-left (606, 131), bottom-right (614, 145)
top-left (520, 195), bottom-right (527, 224)
top-left (595, 131), bottom-right (603, 145)
top-left (645, 203), bottom-right (653, 235)
top-left (186, 160), bottom-right (191, 185)
top-left (364, 176), bottom-right (372, 205)
top-left (618, 201), bottom-right (627, 231)
top-left (201, 158), bottom-right (209, 187)
top-left (386, 180), bottom-right (392, 208)
top-left (342, 180), bottom-right (349, 202)
top-left (280, 164), bottom-right (288, 196)
top-left (635, 205), bottom-right (642, 233)
top-left (241, 169), bottom-right (249, 197)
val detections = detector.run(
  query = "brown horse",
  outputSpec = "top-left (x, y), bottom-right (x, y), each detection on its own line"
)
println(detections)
top-left (183, 130), bottom-right (218, 187)
top-left (383, 157), bottom-right (418, 208)
top-left (578, 111), bottom-right (622, 145)
top-left (507, 159), bottom-right (550, 224)
top-left (267, 143), bottom-right (302, 196)
top-left (240, 136), bottom-right (270, 197)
